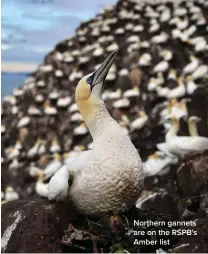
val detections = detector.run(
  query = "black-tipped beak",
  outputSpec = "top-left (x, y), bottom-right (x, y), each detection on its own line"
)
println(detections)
top-left (91, 50), bottom-right (118, 87)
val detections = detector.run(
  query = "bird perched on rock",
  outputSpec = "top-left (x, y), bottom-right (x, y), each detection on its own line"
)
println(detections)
top-left (163, 116), bottom-right (208, 157)
top-left (48, 51), bottom-right (144, 216)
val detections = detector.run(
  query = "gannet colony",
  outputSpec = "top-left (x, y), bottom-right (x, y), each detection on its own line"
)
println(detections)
top-left (1, 0), bottom-right (208, 252)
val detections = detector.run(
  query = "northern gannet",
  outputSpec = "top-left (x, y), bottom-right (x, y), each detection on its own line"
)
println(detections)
top-left (57, 96), bottom-right (72, 108)
top-left (5, 187), bottom-right (19, 201)
top-left (35, 171), bottom-right (49, 198)
top-left (167, 76), bottom-right (186, 99)
top-left (73, 122), bottom-right (88, 136)
top-left (50, 139), bottom-right (61, 153)
top-left (164, 117), bottom-right (208, 157)
top-left (186, 75), bottom-right (197, 95)
top-left (130, 111), bottom-right (148, 131)
top-left (28, 106), bottom-right (41, 116)
top-left (42, 153), bottom-right (62, 180)
top-left (70, 112), bottom-right (83, 122)
top-left (17, 116), bottom-right (30, 128)
top-left (143, 151), bottom-right (177, 177)
top-left (113, 98), bottom-right (130, 109)
top-left (48, 51), bottom-right (144, 216)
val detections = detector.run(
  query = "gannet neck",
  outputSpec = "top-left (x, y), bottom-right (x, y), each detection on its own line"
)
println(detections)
top-left (166, 118), bottom-right (179, 140)
top-left (188, 119), bottom-right (199, 136)
top-left (78, 100), bottom-right (117, 140)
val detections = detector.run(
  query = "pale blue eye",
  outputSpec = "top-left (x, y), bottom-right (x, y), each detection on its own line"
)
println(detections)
top-left (86, 77), bottom-right (92, 84)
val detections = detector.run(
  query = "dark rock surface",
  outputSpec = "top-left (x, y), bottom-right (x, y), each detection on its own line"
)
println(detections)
top-left (1, 199), bottom-right (84, 253)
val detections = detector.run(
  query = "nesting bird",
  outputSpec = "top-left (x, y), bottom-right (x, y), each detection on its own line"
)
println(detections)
top-left (48, 51), bottom-right (144, 216)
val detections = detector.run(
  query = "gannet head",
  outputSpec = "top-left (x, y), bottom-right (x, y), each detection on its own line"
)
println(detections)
top-left (188, 116), bottom-right (201, 124)
top-left (5, 186), bottom-right (14, 193)
top-left (76, 50), bottom-right (118, 104)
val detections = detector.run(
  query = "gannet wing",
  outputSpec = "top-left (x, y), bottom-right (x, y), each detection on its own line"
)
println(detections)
top-left (175, 137), bottom-right (208, 153)
top-left (64, 150), bottom-right (92, 174)
top-left (48, 165), bottom-right (70, 201)
top-left (157, 142), bottom-right (175, 157)
top-left (48, 151), bottom-right (92, 201)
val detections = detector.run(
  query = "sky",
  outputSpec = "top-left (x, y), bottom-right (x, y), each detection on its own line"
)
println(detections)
top-left (2, 0), bottom-right (117, 64)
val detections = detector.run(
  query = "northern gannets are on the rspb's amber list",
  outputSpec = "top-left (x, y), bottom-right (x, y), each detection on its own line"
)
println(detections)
top-left (48, 51), bottom-right (144, 216)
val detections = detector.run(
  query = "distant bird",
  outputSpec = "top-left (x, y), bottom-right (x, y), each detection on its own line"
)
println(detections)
top-left (130, 111), bottom-right (148, 131)
top-left (129, 64), bottom-right (143, 87)
top-left (167, 76), bottom-right (186, 99)
top-left (164, 116), bottom-right (208, 156)
top-left (143, 151), bottom-right (177, 176)
top-left (5, 186), bottom-right (19, 201)
top-left (35, 171), bottom-right (48, 198)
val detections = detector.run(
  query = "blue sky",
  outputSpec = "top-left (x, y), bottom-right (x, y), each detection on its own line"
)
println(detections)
top-left (2, 0), bottom-right (116, 63)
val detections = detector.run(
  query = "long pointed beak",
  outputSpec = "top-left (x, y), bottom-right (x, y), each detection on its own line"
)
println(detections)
top-left (92, 50), bottom-right (118, 86)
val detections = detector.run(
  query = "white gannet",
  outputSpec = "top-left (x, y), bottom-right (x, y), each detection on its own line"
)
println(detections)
top-left (48, 51), bottom-right (143, 216)
top-left (192, 65), bottom-right (208, 80)
top-left (27, 139), bottom-right (41, 158)
top-left (13, 88), bottom-right (24, 97)
top-left (160, 49), bottom-right (173, 61)
top-left (42, 153), bottom-right (62, 180)
top-left (5, 186), bottom-right (19, 201)
top-left (143, 151), bottom-right (177, 177)
top-left (170, 99), bottom-right (188, 120)
top-left (130, 111), bottom-right (148, 131)
top-left (55, 70), bottom-right (64, 77)
top-left (151, 32), bottom-right (168, 44)
top-left (35, 171), bottom-right (49, 198)
top-left (138, 53), bottom-right (151, 66)
top-left (49, 91), bottom-right (59, 100)
top-left (35, 94), bottom-right (44, 103)
top-left (28, 106), bottom-right (42, 116)
top-left (50, 139), bottom-right (61, 153)
top-left (14, 140), bottom-right (22, 151)
top-left (44, 101), bottom-right (57, 115)
top-left (9, 158), bottom-right (21, 170)
top-left (70, 112), bottom-right (83, 122)
top-left (153, 61), bottom-right (169, 73)
top-left (160, 8), bottom-right (171, 22)
top-left (37, 80), bottom-right (46, 88)
top-left (7, 147), bottom-right (20, 160)
top-left (123, 87), bottom-right (140, 98)
top-left (183, 55), bottom-right (199, 74)
top-left (147, 78), bottom-right (158, 92)
top-left (57, 96), bottom-right (72, 108)
top-left (3, 96), bottom-right (17, 105)
top-left (107, 89), bottom-right (122, 100)
top-left (164, 117), bottom-right (208, 157)
top-left (73, 122), bottom-right (88, 136)
top-left (176, 18), bottom-right (189, 30)
top-left (167, 76), bottom-right (186, 99)
top-left (1, 125), bottom-right (6, 134)
top-left (186, 75), bottom-right (197, 95)
top-left (113, 98), bottom-right (130, 109)
top-left (168, 69), bottom-right (177, 80)
top-left (68, 103), bottom-right (79, 113)
top-left (149, 23), bottom-right (160, 33)
top-left (188, 116), bottom-right (201, 136)
top-left (156, 85), bottom-right (170, 98)
top-left (17, 116), bottom-right (30, 128)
